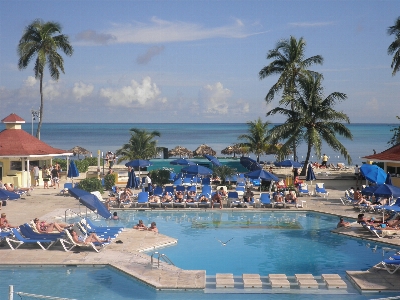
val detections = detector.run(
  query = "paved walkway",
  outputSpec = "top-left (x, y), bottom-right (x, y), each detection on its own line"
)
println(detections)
top-left (1, 177), bottom-right (400, 293)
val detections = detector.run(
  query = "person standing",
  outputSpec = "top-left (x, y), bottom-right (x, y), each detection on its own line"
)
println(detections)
top-left (321, 154), bottom-right (328, 167)
top-left (144, 175), bottom-right (152, 192)
top-left (42, 166), bottom-right (50, 189)
top-left (51, 165), bottom-right (60, 189)
top-left (32, 165), bottom-right (40, 187)
top-left (354, 164), bottom-right (361, 186)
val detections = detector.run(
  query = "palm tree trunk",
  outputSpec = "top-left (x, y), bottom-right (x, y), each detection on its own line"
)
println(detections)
top-left (300, 142), bottom-right (313, 176)
top-left (36, 72), bottom-right (44, 140)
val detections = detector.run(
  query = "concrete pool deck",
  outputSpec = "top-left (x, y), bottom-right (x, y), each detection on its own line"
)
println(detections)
top-left (2, 177), bottom-right (400, 294)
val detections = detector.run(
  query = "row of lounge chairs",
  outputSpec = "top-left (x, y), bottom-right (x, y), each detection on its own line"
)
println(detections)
top-left (3, 218), bottom-right (124, 252)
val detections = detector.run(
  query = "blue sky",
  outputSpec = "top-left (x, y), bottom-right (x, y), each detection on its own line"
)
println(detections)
top-left (0, 0), bottom-right (399, 123)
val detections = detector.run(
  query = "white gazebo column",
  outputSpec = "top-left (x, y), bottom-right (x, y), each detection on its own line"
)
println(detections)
top-left (26, 158), bottom-right (31, 188)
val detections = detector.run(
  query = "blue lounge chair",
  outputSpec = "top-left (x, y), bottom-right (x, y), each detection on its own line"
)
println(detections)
top-left (60, 228), bottom-right (107, 252)
top-left (165, 186), bottom-right (174, 195)
top-left (136, 192), bottom-right (149, 208)
top-left (380, 258), bottom-right (400, 274)
top-left (298, 183), bottom-right (311, 196)
top-left (6, 228), bottom-right (57, 250)
top-left (259, 193), bottom-right (272, 208)
top-left (228, 192), bottom-right (241, 208)
top-left (236, 186), bottom-right (245, 198)
top-left (182, 177), bottom-right (193, 186)
top-left (201, 178), bottom-right (211, 186)
top-left (315, 183), bottom-right (329, 198)
top-left (169, 172), bottom-right (176, 182)
top-left (153, 186), bottom-right (164, 198)
top-left (20, 224), bottom-right (64, 239)
top-left (173, 178), bottom-right (183, 186)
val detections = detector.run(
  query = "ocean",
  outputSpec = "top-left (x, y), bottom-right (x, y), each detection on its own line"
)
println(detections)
top-left (4, 123), bottom-right (397, 166)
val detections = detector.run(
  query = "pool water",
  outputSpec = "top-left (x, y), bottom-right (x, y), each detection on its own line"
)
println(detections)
top-left (96, 211), bottom-right (399, 276)
top-left (1, 211), bottom-right (398, 300)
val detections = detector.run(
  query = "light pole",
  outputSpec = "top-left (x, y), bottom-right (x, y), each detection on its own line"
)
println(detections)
top-left (30, 109), bottom-right (40, 139)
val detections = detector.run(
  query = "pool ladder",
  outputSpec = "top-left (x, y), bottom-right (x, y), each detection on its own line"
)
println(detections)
top-left (150, 251), bottom-right (175, 268)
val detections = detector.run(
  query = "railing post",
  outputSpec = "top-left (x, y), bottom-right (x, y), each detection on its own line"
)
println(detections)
top-left (9, 285), bottom-right (13, 300)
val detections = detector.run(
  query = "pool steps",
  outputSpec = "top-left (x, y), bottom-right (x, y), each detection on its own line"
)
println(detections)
top-left (213, 273), bottom-right (347, 290)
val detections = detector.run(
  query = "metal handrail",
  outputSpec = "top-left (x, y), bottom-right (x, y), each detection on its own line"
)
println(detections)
top-left (64, 208), bottom-right (83, 222)
top-left (150, 251), bottom-right (175, 268)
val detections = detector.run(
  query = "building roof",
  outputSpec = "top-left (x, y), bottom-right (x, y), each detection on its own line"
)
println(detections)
top-left (362, 143), bottom-right (400, 163)
top-left (1, 113), bottom-right (25, 123)
top-left (0, 113), bottom-right (69, 157)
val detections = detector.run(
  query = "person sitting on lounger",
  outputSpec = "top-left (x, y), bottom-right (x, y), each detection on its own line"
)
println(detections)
top-left (199, 194), bottom-right (208, 203)
top-left (118, 190), bottom-right (131, 207)
top-left (69, 229), bottom-right (110, 244)
top-left (243, 188), bottom-right (254, 203)
top-left (211, 192), bottom-right (222, 209)
top-left (4, 183), bottom-right (15, 192)
top-left (0, 213), bottom-right (17, 229)
top-left (33, 218), bottom-right (70, 233)
top-left (162, 192), bottom-right (172, 203)
top-left (273, 192), bottom-right (284, 203)
top-left (353, 187), bottom-right (370, 206)
top-left (149, 195), bottom-right (161, 203)
top-left (133, 220), bottom-right (147, 230)
top-left (148, 221), bottom-right (158, 233)
top-left (186, 190), bottom-right (197, 202)
top-left (175, 191), bottom-right (184, 203)
top-left (337, 217), bottom-right (351, 228)
top-left (285, 191), bottom-right (297, 204)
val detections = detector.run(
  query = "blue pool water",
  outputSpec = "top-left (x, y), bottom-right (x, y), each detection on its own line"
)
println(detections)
top-left (1, 211), bottom-right (399, 299)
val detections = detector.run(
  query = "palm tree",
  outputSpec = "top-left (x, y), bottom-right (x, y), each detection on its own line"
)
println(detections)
top-left (388, 16), bottom-right (400, 76)
top-left (259, 36), bottom-right (323, 160)
top-left (116, 128), bottom-right (161, 162)
top-left (213, 165), bottom-right (237, 185)
top-left (266, 72), bottom-right (353, 175)
top-left (238, 118), bottom-right (271, 162)
top-left (18, 19), bottom-right (73, 139)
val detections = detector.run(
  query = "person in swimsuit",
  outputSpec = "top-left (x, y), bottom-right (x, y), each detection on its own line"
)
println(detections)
top-left (133, 220), bottom-right (147, 230)
top-left (69, 229), bottom-right (110, 244)
top-left (33, 218), bottom-right (70, 233)
top-left (0, 213), bottom-right (17, 229)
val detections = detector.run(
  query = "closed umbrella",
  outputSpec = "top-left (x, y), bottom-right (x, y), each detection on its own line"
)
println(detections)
top-left (127, 169), bottom-right (138, 189)
top-left (385, 173), bottom-right (393, 185)
top-left (204, 154), bottom-right (221, 167)
top-left (67, 160), bottom-right (79, 185)
top-left (306, 163), bottom-right (317, 195)
top-left (360, 164), bottom-right (386, 185)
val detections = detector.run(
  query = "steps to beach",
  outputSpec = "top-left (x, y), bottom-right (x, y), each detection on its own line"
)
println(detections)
top-left (216, 273), bottom-right (234, 288)
top-left (268, 274), bottom-right (290, 289)
top-left (295, 274), bottom-right (319, 289)
top-left (242, 274), bottom-right (262, 288)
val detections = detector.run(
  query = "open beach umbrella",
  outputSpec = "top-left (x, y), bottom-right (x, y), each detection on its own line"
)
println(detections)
top-left (274, 159), bottom-right (302, 168)
top-left (68, 187), bottom-right (90, 199)
top-left (170, 158), bottom-right (195, 166)
top-left (68, 146), bottom-right (90, 159)
top-left (125, 159), bottom-right (152, 168)
top-left (245, 169), bottom-right (279, 192)
top-left (204, 154), bottom-right (221, 167)
top-left (67, 160), bottom-right (79, 184)
top-left (385, 173), bottom-right (393, 185)
top-left (182, 165), bottom-right (213, 176)
top-left (168, 146), bottom-right (193, 158)
top-left (240, 157), bottom-right (262, 171)
top-left (193, 144), bottom-right (216, 156)
top-left (373, 184), bottom-right (400, 199)
top-left (360, 164), bottom-right (386, 185)
top-left (0, 189), bottom-right (20, 200)
top-left (361, 185), bottom-right (379, 196)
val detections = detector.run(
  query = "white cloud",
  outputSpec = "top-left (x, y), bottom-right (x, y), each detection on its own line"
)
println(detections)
top-left (24, 76), bottom-right (37, 87)
top-left (76, 17), bottom-right (267, 45)
top-left (289, 21), bottom-right (334, 27)
top-left (199, 82), bottom-right (231, 114)
top-left (43, 81), bottom-right (61, 100)
top-left (100, 76), bottom-right (165, 106)
top-left (73, 82), bottom-right (94, 100)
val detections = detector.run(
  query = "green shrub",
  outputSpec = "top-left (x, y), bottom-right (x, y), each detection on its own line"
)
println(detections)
top-left (104, 174), bottom-right (116, 190)
top-left (75, 159), bottom-right (90, 173)
top-left (77, 178), bottom-right (104, 193)
top-left (85, 157), bottom-right (102, 166)
top-left (148, 169), bottom-right (170, 186)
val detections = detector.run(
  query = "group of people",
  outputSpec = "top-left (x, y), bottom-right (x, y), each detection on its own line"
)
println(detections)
top-left (133, 220), bottom-right (158, 232)
top-left (337, 213), bottom-right (400, 229)
top-left (30, 164), bottom-right (61, 189)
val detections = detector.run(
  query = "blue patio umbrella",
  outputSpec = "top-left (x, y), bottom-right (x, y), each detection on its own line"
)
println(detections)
top-left (362, 185), bottom-right (379, 196)
top-left (68, 187), bottom-right (90, 199)
top-left (274, 159), bottom-right (303, 168)
top-left (385, 173), bottom-right (393, 185)
top-left (240, 157), bottom-right (262, 171)
top-left (182, 165), bottom-right (213, 176)
top-left (360, 164), bottom-right (386, 184)
top-left (0, 189), bottom-right (20, 200)
top-left (67, 160), bottom-right (79, 184)
top-left (170, 158), bottom-right (195, 166)
top-left (245, 169), bottom-right (279, 192)
top-left (125, 159), bottom-right (152, 168)
top-left (373, 184), bottom-right (400, 199)
top-left (204, 154), bottom-right (222, 167)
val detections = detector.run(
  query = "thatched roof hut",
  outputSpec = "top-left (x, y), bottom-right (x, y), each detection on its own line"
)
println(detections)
top-left (193, 144), bottom-right (216, 156)
top-left (168, 146), bottom-right (193, 158)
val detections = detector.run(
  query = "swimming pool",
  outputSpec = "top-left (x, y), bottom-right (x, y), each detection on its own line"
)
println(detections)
top-left (87, 211), bottom-right (399, 276)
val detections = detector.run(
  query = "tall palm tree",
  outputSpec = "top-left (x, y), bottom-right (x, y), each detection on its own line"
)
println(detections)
top-left (18, 19), bottom-right (73, 139)
top-left (266, 72), bottom-right (353, 175)
top-left (259, 36), bottom-right (323, 160)
top-left (238, 118), bottom-right (271, 162)
top-left (388, 16), bottom-right (400, 76)
top-left (116, 128), bottom-right (161, 162)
